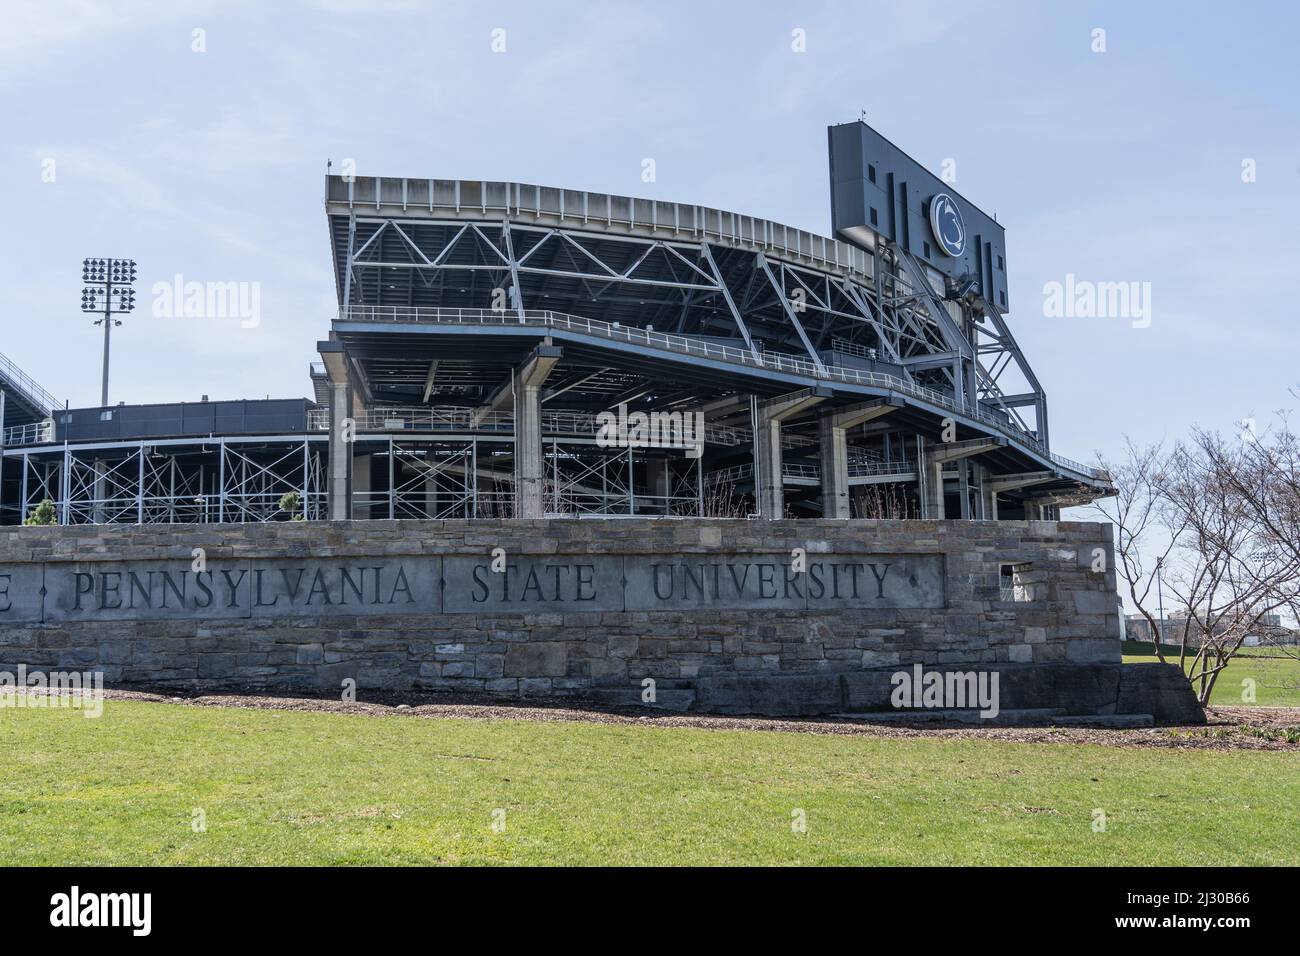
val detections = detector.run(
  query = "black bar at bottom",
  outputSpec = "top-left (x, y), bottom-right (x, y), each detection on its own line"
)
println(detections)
top-left (0, 866), bottom-right (1285, 942)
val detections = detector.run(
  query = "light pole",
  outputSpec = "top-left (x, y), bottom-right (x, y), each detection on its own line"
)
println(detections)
top-left (81, 258), bottom-right (137, 408)
top-left (1155, 556), bottom-right (1166, 646)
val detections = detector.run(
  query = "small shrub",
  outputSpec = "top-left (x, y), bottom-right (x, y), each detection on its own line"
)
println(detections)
top-left (23, 499), bottom-right (57, 526)
top-left (277, 491), bottom-right (304, 521)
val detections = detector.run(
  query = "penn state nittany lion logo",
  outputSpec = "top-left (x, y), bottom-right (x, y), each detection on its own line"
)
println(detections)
top-left (928, 192), bottom-right (965, 257)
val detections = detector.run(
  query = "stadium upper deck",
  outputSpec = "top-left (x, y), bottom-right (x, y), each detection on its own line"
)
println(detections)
top-left (0, 123), bottom-right (1111, 525)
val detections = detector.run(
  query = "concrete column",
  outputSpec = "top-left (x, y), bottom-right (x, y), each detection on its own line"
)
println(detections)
top-left (327, 379), bottom-right (352, 520)
top-left (516, 371), bottom-right (545, 518)
top-left (493, 343), bottom-right (561, 519)
top-left (818, 398), bottom-right (901, 519)
top-left (920, 436), bottom-right (1003, 522)
top-left (818, 415), bottom-right (849, 519)
top-left (1022, 496), bottom-right (1065, 520)
top-left (754, 406), bottom-right (783, 520)
top-left (93, 459), bottom-right (108, 524)
top-left (984, 471), bottom-right (1056, 523)
top-left (319, 343), bottom-right (355, 521)
top-left (924, 458), bottom-right (946, 519)
top-left (755, 388), bottom-right (828, 519)
top-left (423, 471), bottom-right (438, 518)
top-left (648, 455), bottom-right (671, 514)
top-left (957, 459), bottom-right (972, 520)
top-left (982, 479), bottom-right (999, 521)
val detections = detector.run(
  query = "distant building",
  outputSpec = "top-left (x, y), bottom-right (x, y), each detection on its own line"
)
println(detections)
top-left (1125, 612), bottom-right (1297, 647)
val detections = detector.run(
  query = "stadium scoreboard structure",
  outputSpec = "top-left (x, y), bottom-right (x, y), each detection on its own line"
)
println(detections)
top-left (0, 122), bottom-right (1112, 527)
top-left (829, 121), bottom-right (1010, 311)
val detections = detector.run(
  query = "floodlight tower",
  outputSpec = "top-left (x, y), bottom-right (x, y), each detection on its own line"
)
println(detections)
top-left (81, 258), bottom-right (137, 407)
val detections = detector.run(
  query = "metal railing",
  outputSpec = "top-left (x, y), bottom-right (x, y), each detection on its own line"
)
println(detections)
top-left (829, 338), bottom-right (878, 360)
top-left (336, 306), bottom-right (1108, 480)
top-left (704, 457), bottom-right (917, 487)
top-left (0, 351), bottom-right (60, 419)
top-left (850, 457), bottom-right (918, 478)
top-left (2, 419), bottom-right (54, 446)
top-left (307, 404), bottom-right (816, 451)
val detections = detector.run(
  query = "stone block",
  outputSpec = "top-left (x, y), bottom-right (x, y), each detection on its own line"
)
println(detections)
top-left (504, 643), bottom-right (567, 678)
top-left (1070, 590), bottom-right (1110, 615)
top-left (1066, 638), bottom-right (1119, 663)
top-left (1117, 663), bottom-right (1205, 725)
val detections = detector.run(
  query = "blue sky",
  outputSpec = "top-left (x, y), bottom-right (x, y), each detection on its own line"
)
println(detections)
top-left (2, 0), bottom-right (1297, 473)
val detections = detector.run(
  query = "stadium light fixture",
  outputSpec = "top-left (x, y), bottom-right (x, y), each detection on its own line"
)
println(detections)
top-left (81, 257), bottom-right (137, 407)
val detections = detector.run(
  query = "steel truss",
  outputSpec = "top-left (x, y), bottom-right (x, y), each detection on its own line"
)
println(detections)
top-left (353, 436), bottom-right (514, 520)
top-left (543, 440), bottom-right (703, 517)
top-left (337, 208), bottom-right (1046, 442)
top-left (345, 433), bottom-right (709, 520)
top-left (4, 437), bottom-right (326, 525)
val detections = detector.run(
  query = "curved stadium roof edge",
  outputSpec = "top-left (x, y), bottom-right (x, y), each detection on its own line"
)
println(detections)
top-left (325, 175), bottom-right (876, 281)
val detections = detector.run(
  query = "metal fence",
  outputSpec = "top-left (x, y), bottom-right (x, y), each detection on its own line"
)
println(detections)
top-left (2, 420), bottom-right (54, 447)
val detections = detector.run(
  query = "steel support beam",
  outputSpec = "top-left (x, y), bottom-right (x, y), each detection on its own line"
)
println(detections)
top-left (699, 241), bottom-right (760, 361)
top-left (757, 253), bottom-right (826, 374)
top-left (420, 361), bottom-right (440, 403)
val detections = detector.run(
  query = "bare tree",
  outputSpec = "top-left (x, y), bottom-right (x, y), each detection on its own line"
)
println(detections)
top-left (1158, 440), bottom-right (1296, 702)
top-left (1090, 439), bottom-right (1183, 664)
top-left (1199, 407), bottom-right (1300, 626)
top-left (1095, 429), bottom-right (1300, 705)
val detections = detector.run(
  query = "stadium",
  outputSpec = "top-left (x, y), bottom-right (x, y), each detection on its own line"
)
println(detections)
top-left (0, 122), bottom-right (1113, 527)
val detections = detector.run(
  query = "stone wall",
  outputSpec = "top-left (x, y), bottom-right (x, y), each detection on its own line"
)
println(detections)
top-left (0, 518), bottom-right (1122, 709)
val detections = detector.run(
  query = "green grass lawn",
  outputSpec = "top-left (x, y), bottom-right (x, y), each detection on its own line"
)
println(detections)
top-left (1122, 642), bottom-right (1300, 707)
top-left (3, 700), bottom-right (1297, 865)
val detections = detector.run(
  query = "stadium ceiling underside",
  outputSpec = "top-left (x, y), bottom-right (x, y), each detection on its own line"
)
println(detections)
top-left (0, 173), bottom-right (1113, 526)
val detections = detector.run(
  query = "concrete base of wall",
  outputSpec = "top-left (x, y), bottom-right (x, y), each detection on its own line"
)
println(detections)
top-left (664, 662), bottom-right (1203, 725)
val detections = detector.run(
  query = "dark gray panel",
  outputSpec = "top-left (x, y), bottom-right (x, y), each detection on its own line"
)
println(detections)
top-left (442, 555), bottom-right (624, 613)
top-left (24, 550), bottom-right (945, 622)
top-left (45, 562), bottom-right (254, 622)
top-left (829, 121), bottom-right (1010, 311)
top-left (247, 559), bottom-right (440, 617)
top-left (625, 555), bottom-right (807, 610)
top-left (0, 565), bottom-right (44, 623)
top-left (56, 399), bottom-right (310, 442)
top-left (42, 557), bottom-right (441, 622)
top-left (625, 553), bottom-right (945, 610)
top-left (803, 554), bottom-right (945, 609)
